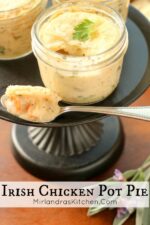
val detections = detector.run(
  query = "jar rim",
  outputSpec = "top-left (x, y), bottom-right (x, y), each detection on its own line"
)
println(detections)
top-left (32, 2), bottom-right (128, 67)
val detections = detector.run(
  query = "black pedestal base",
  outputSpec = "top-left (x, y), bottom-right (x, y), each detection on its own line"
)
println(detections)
top-left (12, 116), bottom-right (124, 181)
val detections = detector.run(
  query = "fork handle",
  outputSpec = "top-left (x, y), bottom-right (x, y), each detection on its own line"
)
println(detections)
top-left (64, 106), bottom-right (150, 121)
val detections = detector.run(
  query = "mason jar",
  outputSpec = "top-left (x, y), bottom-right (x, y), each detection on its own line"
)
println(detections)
top-left (52, 0), bottom-right (130, 21)
top-left (32, 2), bottom-right (128, 105)
top-left (0, 0), bottom-right (48, 60)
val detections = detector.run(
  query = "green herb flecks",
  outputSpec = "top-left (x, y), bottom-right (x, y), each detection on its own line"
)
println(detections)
top-left (0, 46), bottom-right (5, 55)
top-left (73, 19), bottom-right (94, 42)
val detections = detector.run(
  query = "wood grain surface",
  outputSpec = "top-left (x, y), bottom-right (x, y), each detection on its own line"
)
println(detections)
top-left (0, 1), bottom-right (149, 225)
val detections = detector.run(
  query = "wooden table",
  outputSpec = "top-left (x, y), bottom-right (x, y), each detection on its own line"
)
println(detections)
top-left (0, 1), bottom-right (149, 225)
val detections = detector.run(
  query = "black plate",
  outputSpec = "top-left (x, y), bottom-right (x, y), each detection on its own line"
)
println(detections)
top-left (0, 6), bottom-right (150, 127)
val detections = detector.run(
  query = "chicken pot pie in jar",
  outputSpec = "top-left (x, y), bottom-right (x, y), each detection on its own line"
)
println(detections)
top-left (32, 1), bottom-right (128, 104)
top-left (0, 0), bottom-right (48, 60)
top-left (52, 0), bottom-right (130, 21)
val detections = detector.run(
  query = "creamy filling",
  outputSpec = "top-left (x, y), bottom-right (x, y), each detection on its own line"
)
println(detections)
top-left (39, 11), bottom-right (121, 56)
top-left (1, 86), bottom-right (61, 122)
top-left (38, 57), bottom-right (123, 104)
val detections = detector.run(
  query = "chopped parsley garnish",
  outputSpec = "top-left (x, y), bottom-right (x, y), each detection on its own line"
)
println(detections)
top-left (73, 19), bottom-right (94, 42)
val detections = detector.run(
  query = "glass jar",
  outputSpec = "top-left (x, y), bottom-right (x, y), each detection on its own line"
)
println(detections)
top-left (32, 2), bottom-right (128, 105)
top-left (52, 0), bottom-right (130, 21)
top-left (0, 0), bottom-right (48, 60)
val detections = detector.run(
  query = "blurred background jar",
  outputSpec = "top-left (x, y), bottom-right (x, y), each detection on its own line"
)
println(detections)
top-left (32, 2), bottom-right (128, 104)
top-left (52, 0), bottom-right (130, 21)
top-left (0, 0), bottom-right (48, 60)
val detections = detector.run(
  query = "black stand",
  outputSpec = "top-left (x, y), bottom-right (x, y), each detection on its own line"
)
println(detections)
top-left (12, 116), bottom-right (123, 181)
top-left (0, 6), bottom-right (149, 181)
